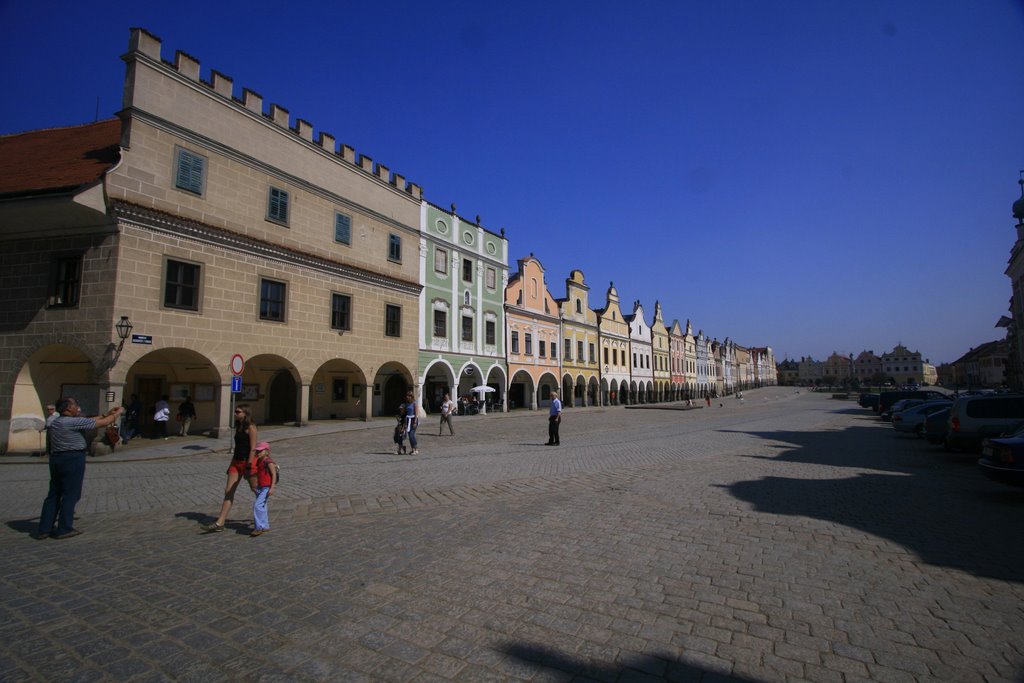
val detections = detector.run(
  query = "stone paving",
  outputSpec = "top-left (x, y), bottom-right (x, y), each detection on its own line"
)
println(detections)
top-left (1, 389), bottom-right (1022, 682)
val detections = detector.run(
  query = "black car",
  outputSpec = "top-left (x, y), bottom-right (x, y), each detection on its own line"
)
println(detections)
top-left (924, 407), bottom-right (951, 445)
top-left (978, 423), bottom-right (1024, 487)
top-left (858, 393), bottom-right (879, 410)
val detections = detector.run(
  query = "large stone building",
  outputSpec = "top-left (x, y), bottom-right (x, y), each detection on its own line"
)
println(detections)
top-left (417, 202), bottom-right (508, 413)
top-left (1, 29), bottom-right (427, 451)
top-left (1004, 175), bottom-right (1024, 389)
top-left (556, 270), bottom-right (600, 407)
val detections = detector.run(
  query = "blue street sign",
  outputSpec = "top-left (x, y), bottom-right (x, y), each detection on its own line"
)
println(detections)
top-left (231, 376), bottom-right (242, 393)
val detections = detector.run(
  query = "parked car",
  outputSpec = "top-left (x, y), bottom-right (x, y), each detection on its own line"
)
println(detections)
top-left (884, 398), bottom-right (925, 422)
top-left (924, 407), bottom-right (951, 445)
top-left (945, 394), bottom-right (1024, 451)
top-left (858, 393), bottom-right (879, 410)
top-left (891, 400), bottom-right (953, 436)
top-left (978, 423), bottom-right (1024, 487)
top-left (877, 390), bottom-right (947, 418)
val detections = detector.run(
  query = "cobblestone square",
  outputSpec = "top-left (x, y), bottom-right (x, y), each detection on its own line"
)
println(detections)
top-left (1, 390), bottom-right (1022, 681)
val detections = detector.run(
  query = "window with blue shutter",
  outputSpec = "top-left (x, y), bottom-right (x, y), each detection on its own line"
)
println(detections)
top-left (175, 148), bottom-right (206, 195)
top-left (335, 212), bottom-right (351, 245)
top-left (267, 187), bottom-right (289, 224)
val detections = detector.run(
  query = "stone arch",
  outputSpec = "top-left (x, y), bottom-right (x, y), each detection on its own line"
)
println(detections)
top-left (310, 358), bottom-right (368, 420)
top-left (374, 361), bottom-right (415, 417)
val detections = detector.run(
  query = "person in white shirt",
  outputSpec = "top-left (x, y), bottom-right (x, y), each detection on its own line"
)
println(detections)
top-left (439, 393), bottom-right (455, 436)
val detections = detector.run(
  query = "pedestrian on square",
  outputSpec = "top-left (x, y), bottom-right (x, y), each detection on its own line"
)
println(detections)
top-left (200, 404), bottom-right (257, 532)
top-left (177, 394), bottom-right (196, 436)
top-left (546, 390), bottom-right (562, 446)
top-left (38, 403), bottom-right (58, 457)
top-left (35, 397), bottom-right (123, 540)
top-left (122, 394), bottom-right (142, 443)
top-left (248, 441), bottom-right (277, 537)
top-left (404, 391), bottom-right (420, 455)
top-left (393, 410), bottom-right (407, 454)
top-left (153, 395), bottom-right (170, 439)
top-left (439, 393), bottom-right (455, 436)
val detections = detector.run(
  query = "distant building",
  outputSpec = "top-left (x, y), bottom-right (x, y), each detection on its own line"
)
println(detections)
top-left (880, 344), bottom-right (934, 385)
top-left (950, 340), bottom-right (1008, 389)
top-left (853, 350), bottom-right (883, 383)
top-left (777, 358), bottom-right (799, 385)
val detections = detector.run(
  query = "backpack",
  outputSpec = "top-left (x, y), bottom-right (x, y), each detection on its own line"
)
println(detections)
top-left (260, 457), bottom-right (280, 484)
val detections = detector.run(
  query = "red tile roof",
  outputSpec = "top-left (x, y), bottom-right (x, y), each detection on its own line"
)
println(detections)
top-left (0, 119), bottom-right (121, 197)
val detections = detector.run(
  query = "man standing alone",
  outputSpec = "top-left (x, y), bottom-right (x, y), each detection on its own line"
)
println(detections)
top-left (439, 393), bottom-right (455, 436)
top-left (546, 390), bottom-right (562, 446)
top-left (35, 397), bottom-right (122, 539)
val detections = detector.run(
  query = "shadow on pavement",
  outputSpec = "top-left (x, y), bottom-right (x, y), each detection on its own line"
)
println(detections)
top-left (499, 641), bottom-right (757, 682)
top-left (718, 424), bottom-right (1024, 582)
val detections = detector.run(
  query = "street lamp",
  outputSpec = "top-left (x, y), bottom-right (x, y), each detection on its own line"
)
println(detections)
top-left (115, 316), bottom-right (133, 351)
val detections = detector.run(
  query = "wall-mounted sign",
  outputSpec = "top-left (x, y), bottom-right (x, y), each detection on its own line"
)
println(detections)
top-left (231, 376), bottom-right (242, 393)
top-left (131, 334), bottom-right (152, 345)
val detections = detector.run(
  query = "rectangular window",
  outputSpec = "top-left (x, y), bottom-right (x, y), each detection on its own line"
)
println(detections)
top-left (174, 148), bottom-right (206, 195)
top-left (565, 339), bottom-right (572, 360)
top-left (578, 341), bottom-right (584, 363)
top-left (434, 248), bottom-right (448, 275)
top-left (525, 334), bottom-right (533, 355)
top-left (331, 293), bottom-right (351, 330)
top-left (164, 259), bottom-right (200, 311)
top-left (511, 331), bottom-right (519, 354)
top-left (433, 310), bottom-right (447, 337)
top-left (485, 320), bottom-right (496, 345)
top-left (335, 212), bottom-right (352, 244)
top-left (633, 353), bottom-right (638, 367)
top-left (486, 267), bottom-right (496, 289)
top-left (551, 343), bottom-right (556, 359)
top-left (539, 340), bottom-right (546, 357)
top-left (388, 234), bottom-right (402, 262)
top-left (461, 315), bottom-right (473, 342)
top-left (267, 186), bottom-right (289, 224)
top-left (604, 347), bottom-right (609, 365)
top-left (589, 343), bottom-right (595, 363)
top-left (259, 279), bottom-right (286, 322)
top-left (385, 304), bottom-right (401, 337)
top-left (50, 256), bottom-right (82, 308)
top-left (462, 258), bottom-right (473, 283)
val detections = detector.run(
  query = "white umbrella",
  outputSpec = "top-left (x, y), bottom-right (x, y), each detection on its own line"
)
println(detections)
top-left (471, 385), bottom-right (495, 414)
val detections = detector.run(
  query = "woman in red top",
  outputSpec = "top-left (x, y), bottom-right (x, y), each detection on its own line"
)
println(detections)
top-left (200, 404), bottom-right (257, 532)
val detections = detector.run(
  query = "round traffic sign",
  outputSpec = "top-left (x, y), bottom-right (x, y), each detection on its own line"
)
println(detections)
top-left (230, 354), bottom-right (245, 375)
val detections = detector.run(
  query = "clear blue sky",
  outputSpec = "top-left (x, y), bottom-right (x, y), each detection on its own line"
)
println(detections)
top-left (3, 1), bottom-right (1022, 365)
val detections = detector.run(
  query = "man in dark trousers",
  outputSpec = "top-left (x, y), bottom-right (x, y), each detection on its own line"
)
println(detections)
top-left (546, 390), bottom-right (562, 446)
top-left (35, 397), bottom-right (122, 539)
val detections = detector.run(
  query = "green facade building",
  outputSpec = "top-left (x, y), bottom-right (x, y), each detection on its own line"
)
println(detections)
top-left (417, 202), bottom-right (509, 414)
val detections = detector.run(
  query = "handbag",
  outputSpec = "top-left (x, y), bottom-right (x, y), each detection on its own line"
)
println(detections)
top-left (105, 425), bottom-right (121, 446)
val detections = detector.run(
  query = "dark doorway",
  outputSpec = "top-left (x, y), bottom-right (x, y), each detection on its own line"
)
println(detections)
top-left (267, 371), bottom-right (297, 423)
top-left (383, 375), bottom-right (408, 417)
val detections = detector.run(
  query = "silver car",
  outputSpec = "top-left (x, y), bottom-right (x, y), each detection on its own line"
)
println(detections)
top-left (891, 400), bottom-right (953, 436)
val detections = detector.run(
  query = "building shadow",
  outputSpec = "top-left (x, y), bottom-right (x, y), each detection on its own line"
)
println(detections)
top-left (498, 641), bottom-right (757, 682)
top-left (717, 424), bottom-right (1024, 582)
